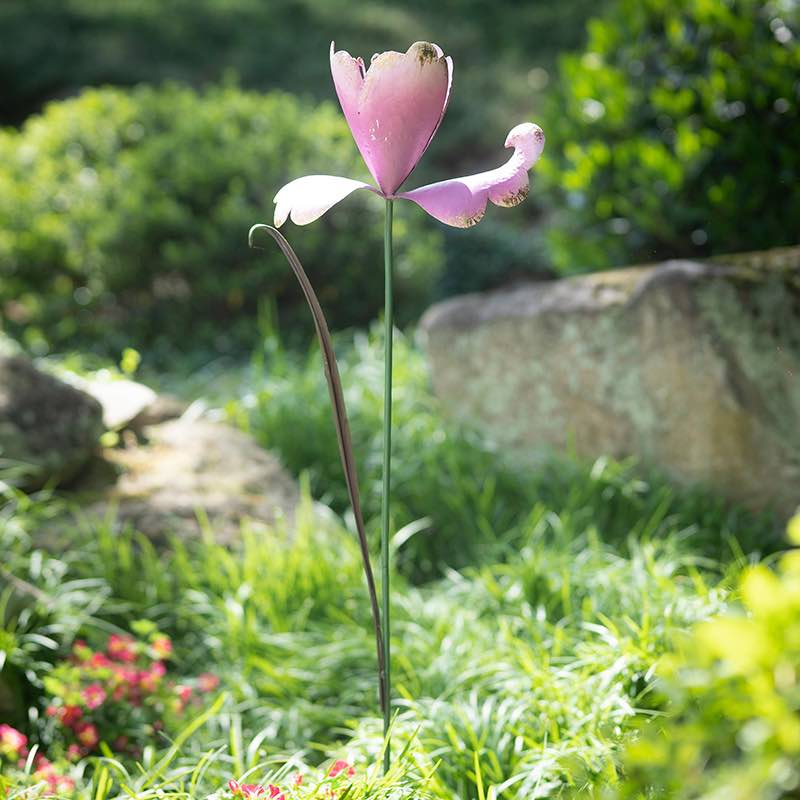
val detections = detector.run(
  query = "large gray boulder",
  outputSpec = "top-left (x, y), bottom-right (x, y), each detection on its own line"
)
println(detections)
top-left (0, 355), bottom-right (104, 488)
top-left (421, 247), bottom-right (800, 515)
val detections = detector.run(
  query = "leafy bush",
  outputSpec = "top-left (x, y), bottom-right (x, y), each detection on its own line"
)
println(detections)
top-left (542, 0), bottom-right (800, 272)
top-left (0, 0), bottom-right (598, 167)
top-left (615, 519), bottom-right (800, 799)
top-left (41, 627), bottom-right (218, 762)
top-left (0, 84), bottom-right (441, 358)
top-left (435, 218), bottom-right (554, 300)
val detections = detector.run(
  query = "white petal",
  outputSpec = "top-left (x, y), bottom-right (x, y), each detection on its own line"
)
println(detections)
top-left (273, 175), bottom-right (376, 227)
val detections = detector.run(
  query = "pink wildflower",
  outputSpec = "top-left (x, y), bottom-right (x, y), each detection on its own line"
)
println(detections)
top-left (108, 633), bottom-right (137, 663)
top-left (89, 651), bottom-right (112, 669)
top-left (59, 705), bottom-right (83, 729)
top-left (139, 661), bottom-right (166, 692)
top-left (328, 759), bottom-right (355, 778)
top-left (228, 780), bottom-right (267, 798)
top-left (176, 684), bottom-right (193, 703)
top-left (197, 672), bottom-right (220, 692)
top-left (66, 743), bottom-right (83, 761)
top-left (34, 756), bottom-right (76, 794)
top-left (151, 635), bottom-right (173, 659)
top-left (81, 682), bottom-right (107, 710)
top-left (0, 724), bottom-right (28, 759)
top-left (75, 721), bottom-right (99, 750)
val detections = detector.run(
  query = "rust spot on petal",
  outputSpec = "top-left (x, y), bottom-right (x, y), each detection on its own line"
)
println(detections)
top-left (413, 42), bottom-right (440, 66)
top-left (459, 211), bottom-right (484, 228)
top-left (496, 185), bottom-right (529, 208)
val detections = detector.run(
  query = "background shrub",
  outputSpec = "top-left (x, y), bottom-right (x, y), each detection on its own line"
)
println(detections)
top-left (435, 219), bottom-right (554, 300)
top-left (0, 0), bottom-right (597, 170)
top-left (541, 0), bottom-right (800, 272)
top-left (0, 84), bottom-right (441, 358)
top-left (0, 0), bottom-right (605, 312)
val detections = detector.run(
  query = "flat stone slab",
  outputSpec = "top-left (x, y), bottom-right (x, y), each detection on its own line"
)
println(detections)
top-left (73, 376), bottom-right (159, 430)
top-left (89, 418), bottom-right (299, 544)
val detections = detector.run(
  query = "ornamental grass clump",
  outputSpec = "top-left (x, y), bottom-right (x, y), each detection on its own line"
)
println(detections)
top-left (250, 40), bottom-right (544, 771)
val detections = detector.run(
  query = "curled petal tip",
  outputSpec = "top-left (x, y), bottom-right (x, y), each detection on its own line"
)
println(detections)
top-left (505, 123), bottom-right (545, 162)
top-left (399, 122), bottom-right (545, 228)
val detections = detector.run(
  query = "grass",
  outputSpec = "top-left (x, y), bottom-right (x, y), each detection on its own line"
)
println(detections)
top-left (0, 331), bottom-right (785, 797)
top-left (217, 325), bottom-right (777, 581)
top-left (1, 476), bottom-right (759, 797)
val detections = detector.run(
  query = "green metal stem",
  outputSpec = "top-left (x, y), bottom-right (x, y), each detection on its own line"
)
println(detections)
top-left (381, 198), bottom-right (394, 773)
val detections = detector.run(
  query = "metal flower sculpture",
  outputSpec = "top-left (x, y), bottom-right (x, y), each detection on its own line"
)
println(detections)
top-left (250, 40), bottom-right (544, 773)
top-left (274, 42), bottom-right (544, 229)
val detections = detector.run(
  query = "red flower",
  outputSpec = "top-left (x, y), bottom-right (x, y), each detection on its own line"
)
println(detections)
top-left (328, 759), bottom-right (355, 778)
top-left (228, 780), bottom-right (268, 798)
top-left (268, 785), bottom-right (284, 800)
top-left (66, 744), bottom-right (83, 761)
top-left (175, 684), bottom-right (193, 703)
top-left (59, 705), bottom-right (83, 729)
top-left (75, 721), bottom-right (99, 750)
top-left (71, 640), bottom-right (92, 662)
top-left (89, 651), bottom-right (112, 669)
top-left (108, 634), bottom-right (137, 663)
top-left (139, 661), bottom-right (166, 692)
top-left (81, 682), bottom-right (107, 710)
top-left (197, 672), bottom-right (220, 692)
top-left (151, 636), bottom-right (173, 659)
top-left (34, 756), bottom-right (76, 794)
top-left (292, 773), bottom-right (303, 786)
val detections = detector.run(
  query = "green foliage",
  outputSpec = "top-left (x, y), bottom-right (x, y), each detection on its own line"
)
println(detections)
top-left (2, 472), bottom-right (751, 798)
top-left (542, 0), bottom-right (800, 271)
top-left (435, 218), bottom-right (554, 300)
top-left (0, 84), bottom-right (440, 358)
top-left (616, 522), bottom-right (800, 799)
top-left (0, 0), bottom-right (598, 170)
top-left (0, 487), bottom-right (111, 727)
top-left (0, 343), bottom-right (784, 798)
top-left (225, 326), bottom-right (777, 581)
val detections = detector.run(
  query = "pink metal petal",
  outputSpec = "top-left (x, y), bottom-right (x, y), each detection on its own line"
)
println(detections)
top-left (330, 41), bottom-right (452, 196)
top-left (273, 175), bottom-right (375, 227)
top-left (397, 123), bottom-right (545, 228)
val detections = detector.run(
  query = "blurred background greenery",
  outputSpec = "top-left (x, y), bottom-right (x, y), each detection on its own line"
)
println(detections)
top-left (2, 2), bottom-right (800, 797)
top-left (2, 0), bottom-right (796, 359)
